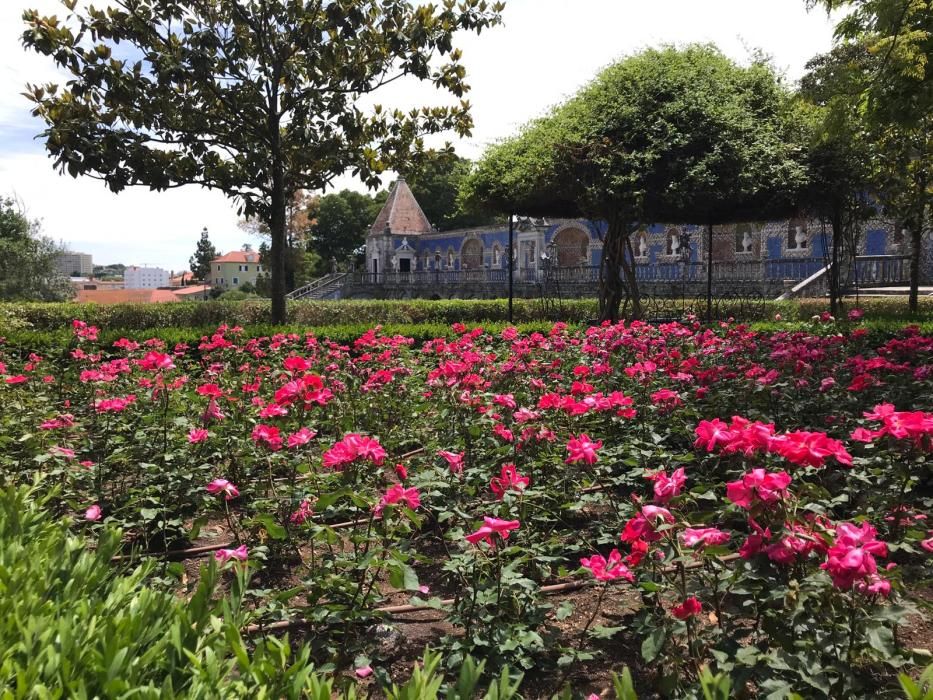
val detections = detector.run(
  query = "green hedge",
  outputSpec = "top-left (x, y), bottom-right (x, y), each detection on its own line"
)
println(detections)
top-left (0, 296), bottom-right (930, 334)
top-left (0, 321), bottom-right (561, 355)
top-left (0, 299), bottom-right (597, 332)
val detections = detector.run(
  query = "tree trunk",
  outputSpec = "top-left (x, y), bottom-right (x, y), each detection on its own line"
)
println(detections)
top-left (706, 222), bottom-right (713, 324)
top-left (909, 219), bottom-right (922, 314)
top-left (598, 219), bottom-right (641, 322)
top-left (908, 171), bottom-right (928, 315)
top-left (270, 173), bottom-right (288, 325)
top-left (829, 206), bottom-right (843, 317)
top-left (621, 233), bottom-right (642, 320)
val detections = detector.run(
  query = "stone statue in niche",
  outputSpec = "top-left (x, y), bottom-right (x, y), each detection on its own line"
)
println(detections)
top-left (638, 234), bottom-right (648, 258)
top-left (447, 250), bottom-right (454, 268)
top-left (795, 226), bottom-right (808, 249)
top-left (492, 246), bottom-right (501, 266)
top-left (390, 254), bottom-right (398, 271)
top-left (742, 230), bottom-right (753, 253)
top-left (670, 233), bottom-right (680, 257)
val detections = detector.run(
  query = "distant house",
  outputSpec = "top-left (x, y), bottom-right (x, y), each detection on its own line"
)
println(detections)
top-left (208, 250), bottom-right (263, 290)
top-left (124, 265), bottom-right (170, 289)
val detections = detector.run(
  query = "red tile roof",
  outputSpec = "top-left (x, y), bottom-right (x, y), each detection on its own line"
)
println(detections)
top-left (172, 284), bottom-right (211, 298)
top-left (75, 289), bottom-right (182, 304)
top-left (370, 178), bottom-right (434, 236)
top-left (212, 251), bottom-right (261, 264)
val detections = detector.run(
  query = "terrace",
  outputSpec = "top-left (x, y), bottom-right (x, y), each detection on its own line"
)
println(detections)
top-left (306, 254), bottom-right (913, 301)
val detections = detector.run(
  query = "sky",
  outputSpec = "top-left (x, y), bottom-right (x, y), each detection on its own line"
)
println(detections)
top-left (0, 1), bottom-right (842, 272)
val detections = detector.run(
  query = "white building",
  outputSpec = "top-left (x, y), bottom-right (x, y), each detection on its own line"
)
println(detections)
top-left (56, 251), bottom-right (94, 278)
top-left (124, 265), bottom-right (170, 289)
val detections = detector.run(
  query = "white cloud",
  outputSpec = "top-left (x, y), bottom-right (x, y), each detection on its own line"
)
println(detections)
top-left (0, 0), bottom-right (841, 271)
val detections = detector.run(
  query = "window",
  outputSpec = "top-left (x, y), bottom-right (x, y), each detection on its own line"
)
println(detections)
top-left (216, 265), bottom-right (221, 271)
top-left (233, 277), bottom-right (239, 285)
top-left (244, 265), bottom-right (249, 271)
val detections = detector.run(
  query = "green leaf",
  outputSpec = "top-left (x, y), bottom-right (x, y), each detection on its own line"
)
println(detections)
top-left (612, 667), bottom-right (638, 700)
top-left (641, 626), bottom-right (666, 663)
top-left (866, 624), bottom-right (896, 656)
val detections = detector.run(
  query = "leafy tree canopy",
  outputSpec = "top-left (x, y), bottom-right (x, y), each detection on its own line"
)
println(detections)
top-left (808, 0), bottom-right (932, 128)
top-left (0, 197), bottom-right (73, 302)
top-left (22, 0), bottom-right (504, 322)
top-left (307, 189), bottom-right (386, 273)
top-left (464, 45), bottom-right (810, 319)
top-left (806, 0), bottom-right (932, 311)
top-left (403, 151), bottom-right (493, 230)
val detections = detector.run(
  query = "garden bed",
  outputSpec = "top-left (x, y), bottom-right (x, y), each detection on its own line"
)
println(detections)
top-left (1, 317), bottom-right (931, 697)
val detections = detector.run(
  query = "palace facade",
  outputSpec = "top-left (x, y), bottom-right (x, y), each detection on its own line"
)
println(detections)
top-left (299, 178), bottom-right (929, 301)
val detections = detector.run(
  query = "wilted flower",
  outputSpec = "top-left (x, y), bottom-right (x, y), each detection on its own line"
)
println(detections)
top-left (206, 478), bottom-right (239, 500)
top-left (215, 544), bottom-right (248, 563)
top-left (438, 450), bottom-right (464, 474)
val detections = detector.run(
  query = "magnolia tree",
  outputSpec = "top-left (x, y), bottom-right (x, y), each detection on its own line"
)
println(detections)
top-left (22, 0), bottom-right (504, 323)
top-left (464, 45), bottom-right (808, 321)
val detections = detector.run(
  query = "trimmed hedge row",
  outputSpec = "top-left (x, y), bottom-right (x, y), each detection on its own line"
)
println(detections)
top-left (3, 317), bottom-right (932, 359)
top-left (0, 321), bottom-right (560, 356)
top-left (0, 296), bottom-right (930, 334)
top-left (0, 299), bottom-right (594, 331)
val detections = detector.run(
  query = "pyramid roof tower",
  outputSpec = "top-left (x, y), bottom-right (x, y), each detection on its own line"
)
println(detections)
top-left (369, 177), bottom-right (434, 236)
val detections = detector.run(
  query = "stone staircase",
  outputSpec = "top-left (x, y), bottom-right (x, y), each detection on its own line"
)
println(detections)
top-left (286, 272), bottom-right (349, 301)
top-left (776, 255), bottom-right (914, 300)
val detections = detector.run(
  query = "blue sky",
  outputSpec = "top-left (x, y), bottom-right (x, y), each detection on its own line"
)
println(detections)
top-left (0, 0), bottom-right (840, 272)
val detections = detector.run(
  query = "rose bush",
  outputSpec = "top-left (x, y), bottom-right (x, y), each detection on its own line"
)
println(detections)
top-left (0, 317), bottom-right (930, 696)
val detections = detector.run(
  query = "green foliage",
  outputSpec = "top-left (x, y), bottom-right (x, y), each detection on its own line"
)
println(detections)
top-left (307, 189), bottom-right (387, 273)
top-left (798, 44), bottom-right (879, 314)
top-left (0, 483), bottom-right (536, 699)
top-left (807, 0), bottom-right (932, 311)
top-left (465, 45), bottom-right (810, 320)
top-left (217, 289), bottom-right (260, 301)
top-left (900, 662), bottom-right (933, 700)
top-left (189, 228), bottom-right (218, 282)
top-left (22, 0), bottom-right (504, 323)
top-left (2, 296), bottom-right (931, 336)
top-left (0, 197), bottom-right (73, 302)
top-left (404, 152), bottom-right (494, 230)
top-left (0, 482), bottom-right (323, 698)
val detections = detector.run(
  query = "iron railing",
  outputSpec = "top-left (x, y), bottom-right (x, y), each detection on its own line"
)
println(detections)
top-left (853, 255), bottom-right (911, 286)
top-left (286, 272), bottom-right (349, 300)
top-left (344, 255), bottom-right (911, 290)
